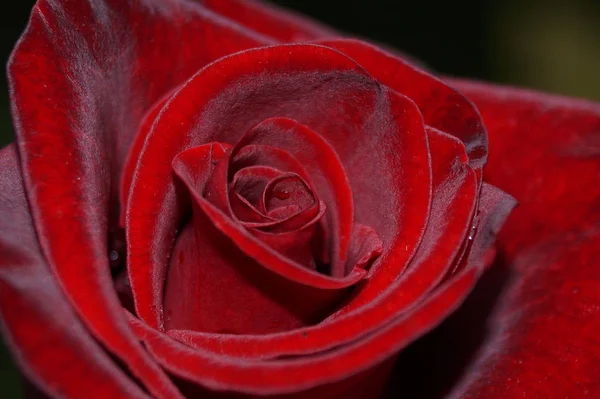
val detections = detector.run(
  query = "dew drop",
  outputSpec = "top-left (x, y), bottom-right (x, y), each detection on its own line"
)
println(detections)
top-left (109, 250), bottom-right (119, 261)
top-left (273, 189), bottom-right (291, 200)
top-left (468, 224), bottom-right (477, 241)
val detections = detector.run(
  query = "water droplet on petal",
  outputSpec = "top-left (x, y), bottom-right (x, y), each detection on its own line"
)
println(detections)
top-left (109, 250), bottom-right (119, 261)
top-left (273, 189), bottom-right (290, 200)
top-left (468, 224), bottom-right (477, 240)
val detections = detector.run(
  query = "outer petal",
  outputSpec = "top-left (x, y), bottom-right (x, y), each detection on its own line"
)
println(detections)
top-left (441, 80), bottom-right (600, 398)
top-left (320, 39), bottom-right (488, 173)
top-left (129, 265), bottom-right (480, 396)
top-left (8, 0), bottom-right (270, 396)
top-left (0, 145), bottom-right (148, 399)
top-left (449, 79), bottom-right (600, 255)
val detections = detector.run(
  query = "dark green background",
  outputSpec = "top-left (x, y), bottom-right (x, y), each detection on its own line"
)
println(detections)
top-left (0, 0), bottom-right (599, 397)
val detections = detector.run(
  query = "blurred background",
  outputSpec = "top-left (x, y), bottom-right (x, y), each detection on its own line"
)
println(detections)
top-left (0, 0), bottom-right (598, 396)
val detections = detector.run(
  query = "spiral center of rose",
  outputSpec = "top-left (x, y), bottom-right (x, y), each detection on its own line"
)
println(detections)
top-left (264, 175), bottom-right (313, 215)
top-left (229, 168), bottom-right (320, 232)
top-left (163, 117), bottom-right (384, 334)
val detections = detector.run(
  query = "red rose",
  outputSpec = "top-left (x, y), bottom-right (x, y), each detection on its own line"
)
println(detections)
top-left (0, 1), bottom-right (598, 398)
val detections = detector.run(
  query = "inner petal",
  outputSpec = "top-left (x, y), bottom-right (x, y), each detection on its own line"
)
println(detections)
top-left (230, 117), bottom-right (356, 278)
top-left (261, 173), bottom-right (315, 217)
top-left (229, 165), bottom-right (281, 223)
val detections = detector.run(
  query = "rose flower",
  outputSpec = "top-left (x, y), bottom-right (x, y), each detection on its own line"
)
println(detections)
top-left (0, 1), bottom-right (598, 398)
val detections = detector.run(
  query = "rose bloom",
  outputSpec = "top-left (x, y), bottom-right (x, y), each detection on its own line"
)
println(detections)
top-left (0, 0), bottom-right (599, 398)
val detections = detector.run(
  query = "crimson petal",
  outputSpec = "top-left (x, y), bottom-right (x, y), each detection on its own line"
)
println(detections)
top-left (319, 39), bottom-right (488, 174)
top-left (443, 80), bottom-right (600, 399)
top-left (450, 79), bottom-right (600, 256)
top-left (173, 148), bottom-right (365, 289)
top-left (8, 0), bottom-right (272, 395)
top-left (126, 43), bottom-right (387, 328)
top-left (131, 265), bottom-right (480, 396)
top-left (328, 86), bottom-right (432, 311)
top-left (164, 143), bottom-right (356, 334)
top-left (230, 117), bottom-right (355, 277)
top-left (231, 144), bottom-right (316, 188)
top-left (229, 165), bottom-right (282, 223)
top-left (0, 146), bottom-right (149, 399)
top-left (161, 125), bottom-right (475, 360)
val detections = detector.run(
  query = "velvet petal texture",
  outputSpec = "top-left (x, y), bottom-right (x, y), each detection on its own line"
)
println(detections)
top-left (441, 81), bottom-right (600, 399)
top-left (125, 43), bottom-right (432, 330)
top-left (125, 183), bottom-right (513, 396)
top-left (164, 142), bottom-right (357, 335)
top-left (129, 263), bottom-right (481, 396)
top-left (164, 126), bottom-right (479, 360)
top-left (10, 0), bottom-right (598, 397)
top-left (313, 39), bottom-right (489, 314)
top-left (0, 146), bottom-right (149, 399)
top-left (227, 117), bottom-right (357, 276)
top-left (7, 0), bottom-right (275, 397)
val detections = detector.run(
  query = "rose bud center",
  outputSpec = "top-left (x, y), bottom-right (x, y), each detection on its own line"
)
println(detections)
top-left (161, 118), bottom-right (384, 335)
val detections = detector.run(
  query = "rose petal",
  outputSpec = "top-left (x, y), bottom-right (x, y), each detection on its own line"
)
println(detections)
top-left (0, 145), bottom-right (149, 399)
top-left (450, 79), bottom-right (600, 256)
top-left (229, 165), bottom-right (281, 223)
top-left (231, 144), bottom-right (316, 189)
top-left (232, 166), bottom-right (281, 209)
top-left (163, 211), bottom-right (343, 334)
top-left (262, 173), bottom-right (315, 214)
top-left (126, 43), bottom-right (389, 328)
top-left (8, 0), bottom-right (270, 395)
top-left (319, 39), bottom-right (488, 174)
top-left (387, 182), bottom-right (517, 399)
top-left (245, 202), bottom-right (326, 268)
top-left (163, 126), bottom-right (475, 359)
top-left (173, 147), bottom-right (365, 289)
top-left (344, 224), bottom-right (384, 275)
top-left (130, 264), bottom-right (480, 396)
top-left (119, 93), bottom-right (171, 227)
top-left (439, 80), bottom-right (600, 398)
top-left (328, 86), bottom-right (432, 311)
top-left (230, 117), bottom-right (355, 277)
